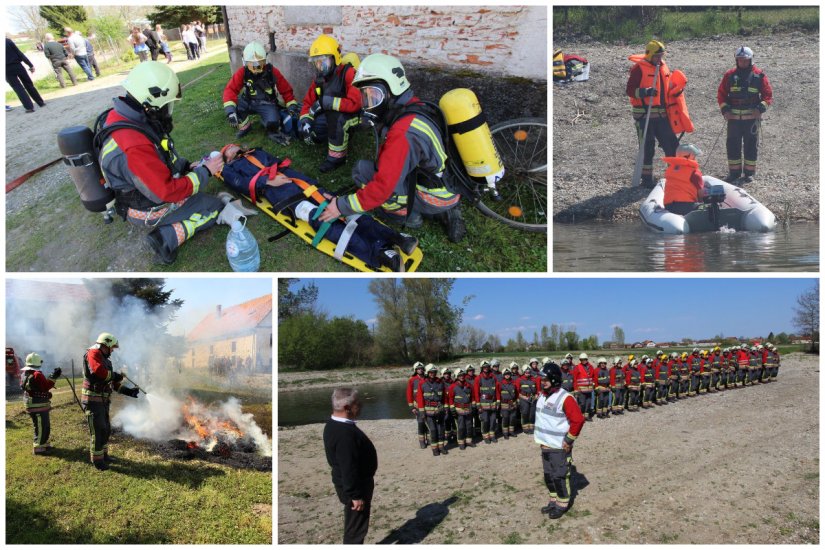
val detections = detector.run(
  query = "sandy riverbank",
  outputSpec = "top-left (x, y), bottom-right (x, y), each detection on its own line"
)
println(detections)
top-left (278, 353), bottom-right (819, 544)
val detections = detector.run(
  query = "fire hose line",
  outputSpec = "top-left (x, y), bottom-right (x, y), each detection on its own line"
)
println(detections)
top-left (6, 66), bottom-right (221, 194)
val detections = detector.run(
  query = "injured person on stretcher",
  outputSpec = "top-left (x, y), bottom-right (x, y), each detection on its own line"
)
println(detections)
top-left (218, 144), bottom-right (419, 272)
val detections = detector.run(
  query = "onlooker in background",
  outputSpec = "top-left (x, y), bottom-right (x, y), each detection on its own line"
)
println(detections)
top-left (156, 25), bottom-right (172, 63)
top-left (6, 36), bottom-right (46, 113)
top-left (128, 27), bottom-right (149, 62)
top-left (143, 24), bottom-right (160, 62)
top-left (43, 32), bottom-right (77, 88)
top-left (323, 387), bottom-right (378, 544)
top-left (85, 33), bottom-right (102, 77)
top-left (64, 27), bottom-right (95, 80)
top-left (182, 24), bottom-right (199, 60)
top-left (194, 20), bottom-right (207, 53)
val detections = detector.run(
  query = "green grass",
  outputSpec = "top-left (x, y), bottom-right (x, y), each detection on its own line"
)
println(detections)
top-left (6, 50), bottom-right (544, 273)
top-left (501, 532), bottom-right (524, 544)
top-left (6, 388), bottom-right (272, 544)
top-left (553, 6), bottom-right (818, 43)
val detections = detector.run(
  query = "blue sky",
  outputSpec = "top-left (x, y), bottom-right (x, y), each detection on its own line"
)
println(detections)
top-left (24, 278), bottom-right (272, 336)
top-left (294, 278), bottom-right (816, 342)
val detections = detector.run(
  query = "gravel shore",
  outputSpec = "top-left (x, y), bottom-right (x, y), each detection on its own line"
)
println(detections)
top-left (553, 32), bottom-right (819, 222)
top-left (278, 353), bottom-right (819, 544)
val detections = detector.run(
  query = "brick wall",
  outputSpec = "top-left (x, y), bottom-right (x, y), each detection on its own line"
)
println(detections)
top-left (225, 5), bottom-right (547, 79)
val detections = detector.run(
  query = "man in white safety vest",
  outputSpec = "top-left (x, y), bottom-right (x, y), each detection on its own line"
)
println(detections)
top-left (534, 361), bottom-right (585, 519)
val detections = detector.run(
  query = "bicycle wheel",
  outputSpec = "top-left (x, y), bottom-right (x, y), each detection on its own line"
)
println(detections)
top-left (476, 118), bottom-right (547, 232)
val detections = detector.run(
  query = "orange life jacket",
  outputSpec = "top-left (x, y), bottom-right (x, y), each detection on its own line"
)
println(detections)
top-left (628, 55), bottom-right (694, 134)
top-left (628, 54), bottom-right (671, 110)
top-left (662, 156), bottom-right (702, 205)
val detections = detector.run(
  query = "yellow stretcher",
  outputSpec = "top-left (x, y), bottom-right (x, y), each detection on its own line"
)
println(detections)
top-left (221, 180), bottom-right (423, 273)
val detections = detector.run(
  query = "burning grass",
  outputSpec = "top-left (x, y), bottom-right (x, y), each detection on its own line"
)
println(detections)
top-left (5, 388), bottom-right (272, 544)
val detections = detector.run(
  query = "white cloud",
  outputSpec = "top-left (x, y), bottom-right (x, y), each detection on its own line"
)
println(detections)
top-left (366, 318), bottom-right (377, 325)
top-left (472, 314), bottom-right (485, 321)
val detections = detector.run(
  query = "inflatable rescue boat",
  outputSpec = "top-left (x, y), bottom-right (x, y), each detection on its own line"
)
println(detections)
top-left (639, 175), bottom-right (776, 234)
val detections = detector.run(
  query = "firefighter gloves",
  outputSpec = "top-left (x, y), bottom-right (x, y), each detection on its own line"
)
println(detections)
top-left (48, 368), bottom-right (62, 380)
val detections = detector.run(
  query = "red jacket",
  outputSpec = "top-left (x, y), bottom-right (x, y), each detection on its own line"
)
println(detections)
top-left (717, 66), bottom-right (773, 111)
top-left (609, 366), bottom-right (625, 387)
top-left (222, 65), bottom-right (296, 108)
top-left (300, 64), bottom-right (361, 117)
top-left (473, 373), bottom-right (500, 403)
top-left (558, 389), bottom-right (585, 440)
top-left (572, 362), bottom-right (594, 391)
top-left (654, 360), bottom-right (670, 380)
top-left (736, 349), bottom-right (750, 368)
top-left (22, 369), bottom-right (55, 394)
top-left (406, 374), bottom-right (426, 407)
top-left (102, 109), bottom-right (203, 203)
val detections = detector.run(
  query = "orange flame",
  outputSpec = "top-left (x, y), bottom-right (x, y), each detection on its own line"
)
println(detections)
top-left (181, 397), bottom-right (245, 450)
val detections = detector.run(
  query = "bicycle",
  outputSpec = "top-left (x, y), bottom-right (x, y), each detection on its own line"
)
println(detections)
top-left (451, 118), bottom-right (547, 232)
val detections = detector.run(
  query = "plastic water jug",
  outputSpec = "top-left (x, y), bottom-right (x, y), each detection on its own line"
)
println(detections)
top-left (226, 218), bottom-right (260, 272)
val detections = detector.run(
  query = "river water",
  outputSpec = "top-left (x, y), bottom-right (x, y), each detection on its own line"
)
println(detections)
top-left (278, 380), bottom-right (410, 427)
top-left (553, 221), bottom-right (819, 272)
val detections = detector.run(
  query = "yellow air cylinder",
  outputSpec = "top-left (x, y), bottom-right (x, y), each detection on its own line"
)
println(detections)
top-left (439, 88), bottom-right (504, 186)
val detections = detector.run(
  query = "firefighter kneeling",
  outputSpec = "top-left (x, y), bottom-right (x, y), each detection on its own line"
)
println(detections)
top-left (82, 333), bottom-right (141, 470)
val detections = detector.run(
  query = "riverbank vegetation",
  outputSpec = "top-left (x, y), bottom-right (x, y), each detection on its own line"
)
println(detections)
top-left (279, 279), bottom-right (814, 372)
top-left (553, 6), bottom-right (818, 44)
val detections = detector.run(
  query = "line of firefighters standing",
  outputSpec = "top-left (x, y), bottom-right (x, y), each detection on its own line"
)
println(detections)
top-left (406, 342), bottom-right (780, 455)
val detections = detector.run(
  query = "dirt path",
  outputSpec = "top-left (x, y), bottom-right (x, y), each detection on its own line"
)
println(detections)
top-left (278, 353), bottom-right (819, 544)
top-left (553, 32), bottom-right (819, 222)
top-left (5, 44), bottom-right (228, 186)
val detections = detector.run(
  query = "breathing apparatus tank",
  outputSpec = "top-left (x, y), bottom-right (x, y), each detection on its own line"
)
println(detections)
top-left (438, 88), bottom-right (505, 191)
top-left (57, 126), bottom-right (116, 222)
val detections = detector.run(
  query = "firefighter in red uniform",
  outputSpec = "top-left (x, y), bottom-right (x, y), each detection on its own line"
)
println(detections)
top-left (667, 352), bottom-right (680, 400)
top-left (21, 353), bottom-right (61, 455)
top-left (626, 39), bottom-right (680, 188)
top-left (222, 41), bottom-right (298, 144)
top-left (498, 366), bottom-right (519, 439)
top-left (464, 364), bottom-right (480, 438)
top-left (448, 367), bottom-right (474, 450)
top-left (98, 61), bottom-right (227, 265)
top-left (535, 362), bottom-right (585, 519)
top-left (298, 35), bottom-right (362, 173)
top-left (736, 344), bottom-right (750, 386)
top-left (640, 356), bottom-right (656, 408)
top-left (517, 361), bottom-right (539, 434)
top-left (594, 357), bottom-right (611, 418)
top-left (687, 348), bottom-right (702, 396)
top-left (406, 361), bottom-right (428, 449)
top-left (609, 357), bottom-right (626, 414)
top-left (473, 360), bottom-right (500, 444)
top-left (440, 367), bottom-right (455, 442)
top-left (654, 352), bottom-right (671, 404)
top-left (718, 46), bottom-right (773, 184)
top-left (416, 364), bottom-right (447, 456)
top-left (509, 362), bottom-right (523, 433)
top-left (709, 347), bottom-right (722, 391)
top-left (625, 358), bottom-right (642, 411)
top-left (663, 144), bottom-right (705, 215)
top-left (766, 343), bottom-right (780, 381)
top-left (82, 333), bottom-right (140, 470)
top-left (572, 353), bottom-right (595, 421)
top-left (699, 350), bottom-right (712, 394)
top-left (758, 344), bottom-right (770, 383)
top-left (317, 53), bottom-right (466, 242)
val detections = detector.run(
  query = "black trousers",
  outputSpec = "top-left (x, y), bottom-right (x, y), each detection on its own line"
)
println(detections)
top-left (83, 401), bottom-right (111, 462)
top-left (337, 481), bottom-right (373, 544)
top-left (726, 118), bottom-right (760, 177)
top-left (635, 115), bottom-right (678, 182)
top-left (6, 64), bottom-right (44, 110)
top-left (542, 447), bottom-right (573, 510)
top-left (30, 410), bottom-right (51, 452)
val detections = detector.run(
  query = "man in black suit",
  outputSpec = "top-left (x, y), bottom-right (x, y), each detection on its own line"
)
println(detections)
top-left (323, 387), bottom-right (378, 544)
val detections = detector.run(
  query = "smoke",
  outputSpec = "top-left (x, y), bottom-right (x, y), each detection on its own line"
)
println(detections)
top-left (221, 397), bottom-right (272, 457)
top-left (113, 391), bottom-right (184, 441)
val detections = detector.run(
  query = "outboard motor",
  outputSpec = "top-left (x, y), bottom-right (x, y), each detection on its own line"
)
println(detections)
top-left (57, 126), bottom-right (116, 222)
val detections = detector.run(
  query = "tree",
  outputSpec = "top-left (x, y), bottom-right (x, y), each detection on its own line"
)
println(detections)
top-left (776, 332), bottom-right (790, 345)
top-left (792, 281), bottom-right (819, 352)
top-left (457, 325), bottom-right (486, 353)
top-left (369, 279), bottom-right (409, 363)
top-left (401, 279), bottom-right (464, 361)
top-left (10, 6), bottom-right (50, 41)
top-left (485, 334), bottom-right (502, 353)
top-left (550, 324), bottom-right (560, 349)
top-left (767, 331), bottom-right (775, 343)
top-left (40, 5), bottom-right (87, 33)
top-left (563, 331), bottom-right (579, 351)
top-left (146, 5), bottom-right (223, 28)
top-left (611, 325), bottom-right (625, 346)
top-left (278, 279), bottom-right (318, 321)
top-left (515, 331), bottom-right (527, 352)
